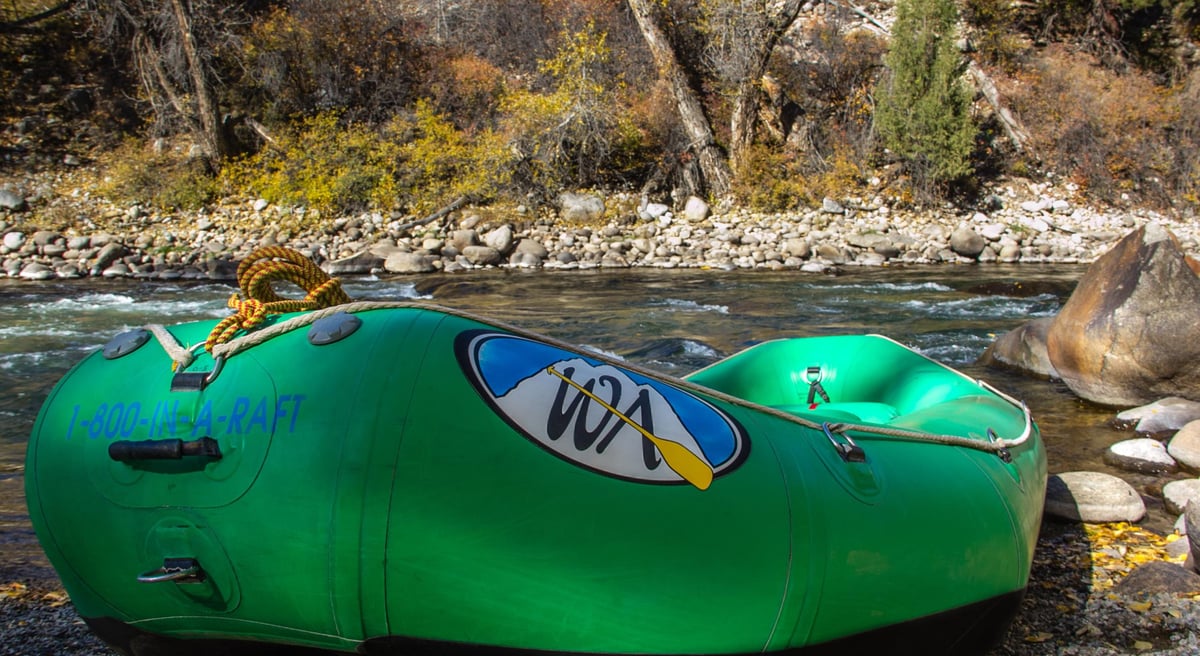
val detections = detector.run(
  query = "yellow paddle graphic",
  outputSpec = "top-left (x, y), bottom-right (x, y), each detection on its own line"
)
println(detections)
top-left (546, 366), bottom-right (714, 491)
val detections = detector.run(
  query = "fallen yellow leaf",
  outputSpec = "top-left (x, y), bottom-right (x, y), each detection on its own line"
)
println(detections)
top-left (1133, 640), bottom-right (1153, 651)
top-left (1128, 600), bottom-right (1153, 613)
top-left (41, 591), bottom-right (68, 608)
top-left (1025, 632), bottom-right (1054, 643)
top-left (0, 582), bottom-right (28, 599)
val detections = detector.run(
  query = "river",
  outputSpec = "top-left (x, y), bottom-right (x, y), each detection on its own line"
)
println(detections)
top-left (0, 264), bottom-right (1177, 576)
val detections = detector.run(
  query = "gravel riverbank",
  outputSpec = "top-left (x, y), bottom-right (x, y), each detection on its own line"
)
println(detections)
top-left (2, 170), bottom-right (1198, 280)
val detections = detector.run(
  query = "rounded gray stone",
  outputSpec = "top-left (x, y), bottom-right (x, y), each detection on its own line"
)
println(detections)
top-left (18, 262), bottom-right (54, 280)
top-left (1117, 397), bottom-right (1200, 434)
top-left (1186, 500), bottom-right (1200, 571)
top-left (1164, 479), bottom-right (1200, 515)
top-left (1044, 471), bottom-right (1146, 523)
top-left (1169, 420), bottom-right (1200, 471)
top-left (1103, 437), bottom-right (1178, 474)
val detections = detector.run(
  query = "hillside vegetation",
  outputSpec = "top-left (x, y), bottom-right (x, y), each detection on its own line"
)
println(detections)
top-left (1, 0), bottom-right (1198, 221)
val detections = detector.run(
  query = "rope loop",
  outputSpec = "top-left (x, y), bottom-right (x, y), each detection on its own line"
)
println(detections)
top-left (204, 247), bottom-right (351, 352)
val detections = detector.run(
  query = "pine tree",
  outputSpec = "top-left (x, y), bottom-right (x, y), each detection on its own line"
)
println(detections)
top-left (875, 0), bottom-right (976, 194)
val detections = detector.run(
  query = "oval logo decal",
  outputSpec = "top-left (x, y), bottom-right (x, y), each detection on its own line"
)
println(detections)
top-left (455, 330), bottom-right (749, 489)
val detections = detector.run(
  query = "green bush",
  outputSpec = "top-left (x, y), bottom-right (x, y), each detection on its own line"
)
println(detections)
top-left (874, 0), bottom-right (976, 201)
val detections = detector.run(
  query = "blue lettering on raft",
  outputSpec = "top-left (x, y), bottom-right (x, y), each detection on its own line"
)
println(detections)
top-left (63, 394), bottom-right (305, 440)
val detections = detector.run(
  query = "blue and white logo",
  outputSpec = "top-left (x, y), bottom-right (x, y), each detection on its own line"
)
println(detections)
top-left (456, 330), bottom-right (748, 489)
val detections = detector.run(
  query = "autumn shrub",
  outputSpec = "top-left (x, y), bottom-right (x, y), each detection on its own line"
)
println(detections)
top-left (99, 140), bottom-right (219, 210)
top-left (422, 52), bottom-right (507, 129)
top-left (1009, 47), bottom-right (1179, 207)
top-left (497, 20), bottom-right (653, 197)
top-left (224, 104), bottom-right (518, 217)
top-left (731, 145), bottom-right (814, 211)
top-left (394, 101), bottom-right (515, 214)
top-left (222, 112), bottom-right (402, 216)
top-left (772, 23), bottom-right (884, 170)
top-left (731, 143), bottom-right (867, 212)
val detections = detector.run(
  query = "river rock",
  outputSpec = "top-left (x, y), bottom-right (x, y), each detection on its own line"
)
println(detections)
top-left (447, 229), bottom-right (479, 251)
top-left (483, 225), bottom-right (514, 254)
top-left (978, 317), bottom-right (1059, 379)
top-left (1044, 471), bottom-right (1146, 523)
top-left (1116, 397), bottom-right (1200, 435)
top-left (514, 238), bottom-right (549, 259)
top-left (1046, 223), bottom-right (1200, 405)
top-left (92, 242), bottom-right (126, 271)
top-left (1164, 479), bottom-right (1200, 515)
top-left (683, 196), bottom-right (710, 222)
top-left (509, 251), bottom-right (543, 267)
top-left (639, 202), bottom-right (670, 221)
top-left (1102, 438), bottom-right (1177, 474)
top-left (950, 225), bottom-right (986, 258)
top-left (384, 252), bottom-right (435, 274)
top-left (462, 245), bottom-right (502, 266)
top-left (3, 231), bottom-right (24, 250)
top-left (18, 262), bottom-right (54, 280)
top-left (0, 189), bottom-right (25, 211)
top-left (1188, 501), bottom-right (1200, 569)
top-left (1169, 421), bottom-right (1200, 471)
top-left (1111, 561), bottom-right (1200, 597)
top-left (559, 192), bottom-right (605, 223)
top-left (325, 250), bottom-right (384, 275)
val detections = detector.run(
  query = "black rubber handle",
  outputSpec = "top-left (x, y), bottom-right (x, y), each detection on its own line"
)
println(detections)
top-left (108, 437), bottom-right (222, 462)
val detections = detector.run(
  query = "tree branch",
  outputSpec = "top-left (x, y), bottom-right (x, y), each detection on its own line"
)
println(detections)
top-left (393, 196), bottom-right (469, 233)
top-left (0, 0), bottom-right (76, 34)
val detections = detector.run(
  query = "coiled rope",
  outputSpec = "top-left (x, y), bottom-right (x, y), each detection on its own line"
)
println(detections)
top-left (204, 246), bottom-right (352, 353)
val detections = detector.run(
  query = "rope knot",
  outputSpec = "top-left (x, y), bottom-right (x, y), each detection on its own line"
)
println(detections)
top-left (204, 247), bottom-right (352, 352)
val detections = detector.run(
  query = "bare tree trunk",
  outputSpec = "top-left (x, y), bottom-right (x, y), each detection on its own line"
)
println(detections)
top-left (169, 0), bottom-right (225, 164)
top-left (967, 61), bottom-right (1032, 154)
top-left (726, 1), bottom-right (805, 175)
top-left (626, 0), bottom-right (731, 198)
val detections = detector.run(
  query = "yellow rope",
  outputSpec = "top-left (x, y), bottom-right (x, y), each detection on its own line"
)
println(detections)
top-left (205, 246), bottom-right (352, 352)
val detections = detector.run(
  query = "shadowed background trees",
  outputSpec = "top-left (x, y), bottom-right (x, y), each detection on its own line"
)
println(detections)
top-left (1, 0), bottom-right (1199, 217)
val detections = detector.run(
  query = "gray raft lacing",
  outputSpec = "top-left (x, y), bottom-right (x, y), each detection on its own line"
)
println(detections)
top-left (146, 301), bottom-right (1033, 457)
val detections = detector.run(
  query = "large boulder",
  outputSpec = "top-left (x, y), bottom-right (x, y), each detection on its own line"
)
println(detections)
top-left (977, 317), bottom-right (1059, 379)
top-left (1045, 223), bottom-right (1200, 406)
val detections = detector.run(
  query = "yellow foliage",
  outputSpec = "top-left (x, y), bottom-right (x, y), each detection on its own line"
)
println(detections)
top-left (222, 112), bottom-right (402, 217)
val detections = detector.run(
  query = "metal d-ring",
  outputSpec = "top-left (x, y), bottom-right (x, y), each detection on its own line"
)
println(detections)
top-left (170, 354), bottom-right (225, 392)
top-left (823, 422), bottom-right (866, 463)
top-left (987, 428), bottom-right (1013, 463)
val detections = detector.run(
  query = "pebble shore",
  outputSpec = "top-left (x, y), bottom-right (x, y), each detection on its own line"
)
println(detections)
top-left (2, 172), bottom-right (1198, 279)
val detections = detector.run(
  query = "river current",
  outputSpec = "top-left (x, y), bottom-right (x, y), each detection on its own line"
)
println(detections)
top-left (0, 264), bottom-right (1177, 570)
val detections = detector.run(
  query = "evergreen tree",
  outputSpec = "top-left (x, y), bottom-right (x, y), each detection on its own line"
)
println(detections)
top-left (875, 0), bottom-right (976, 195)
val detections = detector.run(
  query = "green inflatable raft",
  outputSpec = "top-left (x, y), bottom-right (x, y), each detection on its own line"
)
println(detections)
top-left (25, 258), bottom-right (1046, 656)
